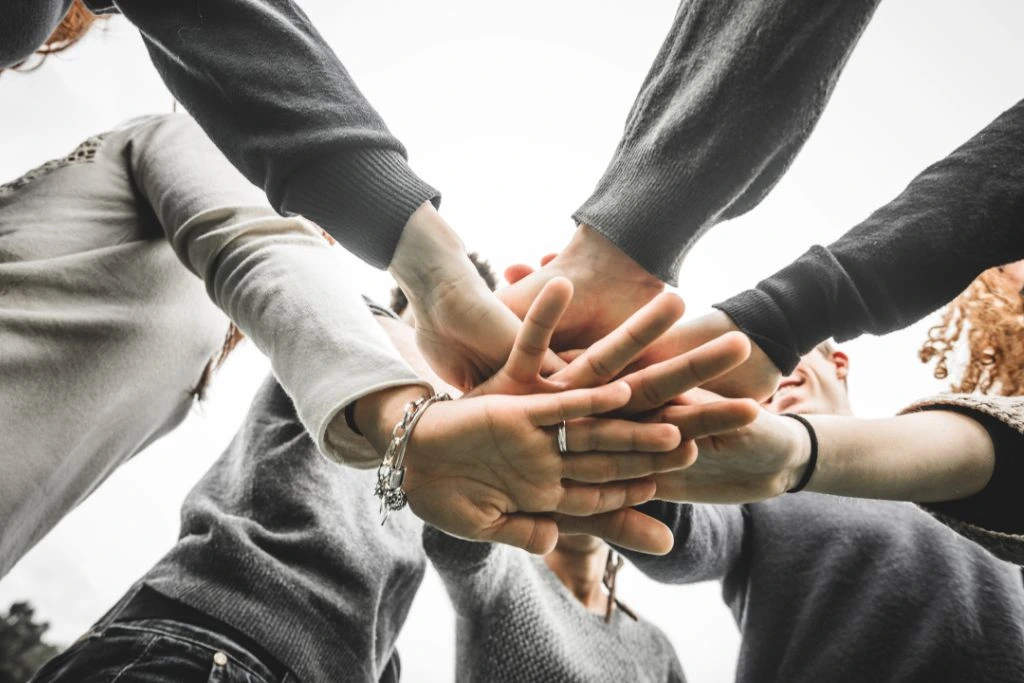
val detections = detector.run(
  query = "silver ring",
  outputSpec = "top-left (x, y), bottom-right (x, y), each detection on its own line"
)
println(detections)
top-left (557, 420), bottom-right (569, 454)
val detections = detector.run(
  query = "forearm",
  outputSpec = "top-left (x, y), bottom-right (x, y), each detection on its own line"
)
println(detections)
top-left (111, 0), bottom-right (438, 268)
top-left (128, 115), bottom-right (428, 466)
top-left (802, 412), bottom-right (995, 503)
top-left (901, 395), bottom-right (1024, 541)
top-left (387, 202), bottom-right (492, 308)
top-left (717, 99), bottom-right (1024, 373)
top-left (574, 0), bottom-right (879, 284)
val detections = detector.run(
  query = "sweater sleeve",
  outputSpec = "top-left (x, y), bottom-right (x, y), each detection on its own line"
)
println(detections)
top-left (898, 393), bottom-right (1024, 564)
top-left (573, 0), bottom-right (880, 284)
top-left (421, 525), bottom-right (505, 614)
top-left (716, 99), bottom-right (1024, 374)
top-left (101, 0), bottom-right (439, 269)
top-left (617, 501), bottom-right (746, 584)
top-left (125, 114), bottom-right (429, 467)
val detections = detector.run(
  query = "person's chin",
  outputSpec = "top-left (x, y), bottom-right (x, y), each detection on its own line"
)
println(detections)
top-left (771, 393), bottom-right (804, 414)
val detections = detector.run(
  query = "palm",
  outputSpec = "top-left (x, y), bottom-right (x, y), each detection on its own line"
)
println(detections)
top-left (413, 275), bottom-right (526, 390)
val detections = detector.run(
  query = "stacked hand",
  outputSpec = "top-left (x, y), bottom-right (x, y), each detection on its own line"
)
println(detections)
top-left (362, 276), bottom-right (759, 555)
top-left (498, 226), bottom-right (781, 401)
top-left (645, 388), bottom-right (808, 503)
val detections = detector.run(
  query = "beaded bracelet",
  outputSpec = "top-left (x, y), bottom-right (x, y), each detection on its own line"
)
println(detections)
top-left (374, 392), bottom-right (451, 524)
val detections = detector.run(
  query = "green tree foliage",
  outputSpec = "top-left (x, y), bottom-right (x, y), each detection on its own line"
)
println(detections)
top-left (0, 602), bottom-right (62, 683)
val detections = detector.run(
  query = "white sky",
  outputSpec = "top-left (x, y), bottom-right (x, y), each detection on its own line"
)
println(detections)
top-left (1, 1), bottom-right (1023, 681)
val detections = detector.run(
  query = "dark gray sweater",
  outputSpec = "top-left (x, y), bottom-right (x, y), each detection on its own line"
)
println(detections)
top-left (130, 376), bottom-right (426, 683)
top-left (14, 0), bottom-right (1020, 357)
top-left (7, 0), bottom-right (439, 270)
top-left (624, 495), bottom-right (1024, 682)
top-left (423, 526), bottom-right (686, 683)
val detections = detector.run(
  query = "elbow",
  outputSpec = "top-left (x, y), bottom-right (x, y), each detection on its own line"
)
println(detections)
top-left (1, 0), bottom-right (70, 68)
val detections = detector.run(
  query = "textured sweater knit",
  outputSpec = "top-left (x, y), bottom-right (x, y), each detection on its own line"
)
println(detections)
top-left (15, 0), bottom-right (1021, 372)
top-left (0, 114), bottom-right (425, 575)
top-left (129, 376), bottom-right (425, 683)
top-left (625, 494), bottom-right (1024, 683)
top-left (423, 527), bottom-right (686, 683)
top-left (5, 0), bottom-right (439, 270)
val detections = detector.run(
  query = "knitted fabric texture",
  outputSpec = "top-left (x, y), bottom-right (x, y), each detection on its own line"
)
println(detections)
top-left (423, 526), bottom-right (685, 683)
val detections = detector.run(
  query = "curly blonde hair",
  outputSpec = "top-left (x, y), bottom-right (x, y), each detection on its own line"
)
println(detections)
top-left (919, 266), bottom-right (1024, 396)
top-left (4, 1), bottom-right (102, 73)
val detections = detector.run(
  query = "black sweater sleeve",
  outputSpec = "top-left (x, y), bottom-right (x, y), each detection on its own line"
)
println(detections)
top-left (716, 99), bottom-right (1024, 373)
top-left (93, 0), bottom-right (439, 270)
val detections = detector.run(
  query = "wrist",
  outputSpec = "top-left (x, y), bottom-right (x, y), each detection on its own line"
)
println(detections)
top-left (351, 384), bottom-right (432, 457)
top-left (388, 202), bottom-right (473, 303)
top-left (561, 224), bottom-right (664, 290)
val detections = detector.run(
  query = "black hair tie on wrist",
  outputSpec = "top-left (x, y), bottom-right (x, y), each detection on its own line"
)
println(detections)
top-left (782, 413), bottom-right (818, 494)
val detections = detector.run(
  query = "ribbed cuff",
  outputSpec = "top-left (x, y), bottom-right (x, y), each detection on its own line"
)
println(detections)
top-left (421, 525), bottom-right (493, 571)
top-left (714, 291), bottom-right (800, 375)
top-left (572, 151), bottom-right (712, 286)
top-left (715, 245), bottom-right (850, 375)
top-left (282, 148), bottom-right (440, 270)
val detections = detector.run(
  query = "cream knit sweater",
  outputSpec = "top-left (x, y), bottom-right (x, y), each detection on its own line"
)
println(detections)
top-left (0, 114), bottom-right (424, 576)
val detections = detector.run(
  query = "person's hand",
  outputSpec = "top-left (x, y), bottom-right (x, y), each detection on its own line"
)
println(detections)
top-left (404, 383), bottom-right (678, 555)
top-left (627, 310), bottom-right (781, 402)
top-left (498, 225), bottom-right (666, 350)
top-left (649, 388), bottom-right (811, 503)
top-left (500, 244), bottom-right (781, 402)
top-left (356, 278), bottom-right (694, 556)
top-left (389, 202), bottom-right (563, 390)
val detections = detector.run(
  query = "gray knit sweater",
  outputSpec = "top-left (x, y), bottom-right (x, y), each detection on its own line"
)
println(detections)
top-left (624, 494), bottom-right (1024, 682)
top-left (423, 527), bottom-right (685, 683)
top-left (126, 375), bottom-right (426, 683)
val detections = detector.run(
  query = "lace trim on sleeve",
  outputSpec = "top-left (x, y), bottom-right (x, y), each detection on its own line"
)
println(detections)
top-left (0, 133), bottom-right (109, 198)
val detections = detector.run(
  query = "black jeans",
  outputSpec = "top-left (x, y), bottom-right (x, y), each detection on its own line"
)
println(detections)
top-left (31, 618), bottom-right (296, 683)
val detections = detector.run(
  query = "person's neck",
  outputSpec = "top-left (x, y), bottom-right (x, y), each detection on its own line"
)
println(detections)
top-left (543, 536), bottom-right (609, 614)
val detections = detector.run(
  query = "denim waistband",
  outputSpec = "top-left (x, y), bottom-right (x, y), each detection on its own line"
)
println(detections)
top-left (101, 618), bottom-right (291, 682)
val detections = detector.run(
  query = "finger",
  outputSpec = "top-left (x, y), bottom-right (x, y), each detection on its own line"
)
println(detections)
top-left (554, 293), bottom-right (685, 388)
top-left (561, 442), bottom-right (697, 483)
top-left (564, 417), bottom-right (681, 453)
top-left (539, 253), bottom-right (558, 266)
top-left (555, 509), bottom-right (673, 555)
top-left (485, 515), bottom-right (559, 555)
top-left (504, 263), bottom-right (535, 285)
top-left (656, 398), bottom-right (760, 440)
top-left (554, 479), bottom-right (656, 516)
top-left (539, 348), bottom-right (568, 378)
top-left (620, 331), bottom-right (751, 414)
top-left (504, 277), bottom-right (573, 383)
top-left (557, 348), bottom-right (586, 364)
top-left (526, 381), bottom-right (632, 426)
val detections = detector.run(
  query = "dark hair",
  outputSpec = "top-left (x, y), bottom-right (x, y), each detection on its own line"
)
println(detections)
top-left (390, 252), bottom-right (498, 315)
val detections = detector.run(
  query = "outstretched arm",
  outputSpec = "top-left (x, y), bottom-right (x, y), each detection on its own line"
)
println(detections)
top-left (716, 99), bottom-right (1024, 374)
top-left (500, 0), bottom-right (880, 359)
top-left (126, 114), bottom-right (429, 467)
top-left (108, 0), bottom-right (542, 388)
top-left (107, 0), bottom-right (436, 269)
top-left (575, 0), bottom-right (881, 284)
